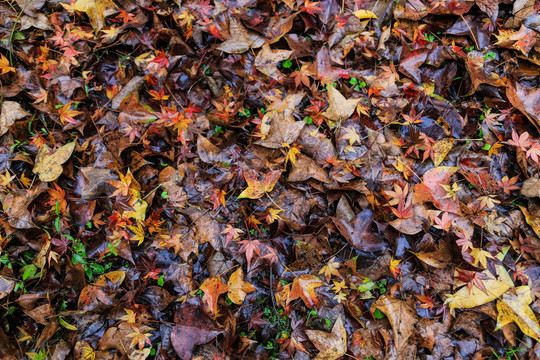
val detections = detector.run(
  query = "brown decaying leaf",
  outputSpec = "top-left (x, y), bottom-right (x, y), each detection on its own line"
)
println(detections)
top-left (305, 315), bottom-right (347, 360)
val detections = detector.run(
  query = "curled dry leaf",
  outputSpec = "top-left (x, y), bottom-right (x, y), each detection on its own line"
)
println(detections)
top-left (33, 142), bottom-right (76, 182)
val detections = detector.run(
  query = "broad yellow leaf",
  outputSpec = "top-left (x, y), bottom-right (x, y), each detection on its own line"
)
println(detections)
top-left (73, 0), bottom-right (119, 31)
top-left (227, 268), bottom-right (255, 305)
top-left (353, 9), bottom-right (378, 20)
top-left (237, 169), bottom-right (281, 199)
top-left (432, 138), bottom-right (454, 166)
top-left (32, 142), bottom-right (76, 182)
top-left (496, 286), bottom-right (540, 342)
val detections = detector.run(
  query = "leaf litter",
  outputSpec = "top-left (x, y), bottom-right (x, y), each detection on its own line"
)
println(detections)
top-left (0, 0), bottom-right (540, 359)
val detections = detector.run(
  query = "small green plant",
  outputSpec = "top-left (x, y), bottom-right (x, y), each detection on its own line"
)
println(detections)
top-left (281, 59), bottom-right (293, 69)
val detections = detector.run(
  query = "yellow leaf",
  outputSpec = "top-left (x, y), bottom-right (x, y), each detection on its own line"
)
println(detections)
top-left (32, 142), bottom-right (76, 182)
top-left (73, 0), bottom-right (119, 31)
top-left (227, 268), bottom-right (255, 305)
top-left (496, 286), bottom-right (540, 342)
top-left (237, 169), bottom-right (281, 199)
top-left (94, 270), bottom-right (126, 287)
top-left (469, 247), bottom-right (494, 268)
top-left (445, 256), bottom-right (513, 312)
top-left (353, 9), bottom-right (378, 20)
top-left (322, 86), bottom-right (360, 122)
top-left (432, 138), bottom-right (454, 167)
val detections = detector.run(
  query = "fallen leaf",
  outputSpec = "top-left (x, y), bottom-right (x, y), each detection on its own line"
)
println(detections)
top-left (353, 9), bottom-right (378, 20)
top-left (445, 266), bottom-right (513, 312)
top-left (171, 301), bottom-right (223, 360)
top-left (254, 44), bottom-right (292, 80)
top-left (73, 0), bottom-right (119, 31)
top-left (216, 17), bottom-right (265, 54)
top-left (237, 169), bottom-right (281, 200)
top-left (288, 274), bottom-right (325, 309)
top-left (432, 138), bottom-right (454, 166)
top-left (0, 276), bottom-right (15, 300)
top-left (496, 286), bottom-right (540, 342)
top-left (322, 86), bottom-right (360, 122)
top-left (199, 276), bottom-right (228, 317)
top-left (257, 92), bottom-right (305, 148)
top-left (414, 166), bottom-right (460, 214)
top-left (33, 142), bottom-right (76, 182)
top-left (371, 295), bottom-right (417, 351)
top-left (0, 101), bottom-right (29, 136)
top-left (227, 268), bottom-right (255, 305)
top-left (305, 315), bottom-right (347, 360)
top-left (288, 154), bottom-right (331, 183)
top-left (332, 209), bottom-right (387, 252)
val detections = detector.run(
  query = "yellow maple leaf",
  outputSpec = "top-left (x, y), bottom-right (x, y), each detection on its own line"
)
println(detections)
top-left (237, 169), bottom-right (281, 200)
top-left (470, 247), bottom-right (494, 268)
top-left (0, 54), bottom-right (15, 75)
top-left (73, 0), bottom-right (119, 31)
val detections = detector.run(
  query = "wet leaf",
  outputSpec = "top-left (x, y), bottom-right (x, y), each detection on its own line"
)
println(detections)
top-left (0, 101), bottom-right (29, 136)
top-left (32, 142), bottom-right (76, 182)
top-left (305, 315), bottom-right (347, 360)
top-left (288, 274), bottom-right (325, 309)
top-left (237, 169), bottom-right (281, 200)
top-left (73, 0), bottom-right (119, 30)
top-left (496, 286), bottom-right (540, 342)
top-left (199, 276), bottom-right (228, 317)
top-left (227, 268), bottom-right (255, 305)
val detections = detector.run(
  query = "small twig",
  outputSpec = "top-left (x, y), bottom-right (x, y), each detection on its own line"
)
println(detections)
top-left (460, 14), bottom-right (480, 50)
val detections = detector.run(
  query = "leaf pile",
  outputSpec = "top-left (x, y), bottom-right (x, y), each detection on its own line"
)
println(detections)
top-left (1, 0), bottom-right (540, 359)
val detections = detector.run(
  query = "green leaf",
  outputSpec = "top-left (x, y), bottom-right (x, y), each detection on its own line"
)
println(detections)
top-left (59, 316), bottom-right (78, 331)
top-left (373, 308), bottom-right (385, 319)
top-left (282, 59), bottom-right (293, 69)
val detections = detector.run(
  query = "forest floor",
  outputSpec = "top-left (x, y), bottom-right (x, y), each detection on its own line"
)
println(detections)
top-left (0, 0), bottom-right (540, 359)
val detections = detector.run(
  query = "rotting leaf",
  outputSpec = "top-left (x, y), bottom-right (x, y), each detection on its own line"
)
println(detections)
top-left (0, 101), bottom-right (29, 136)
